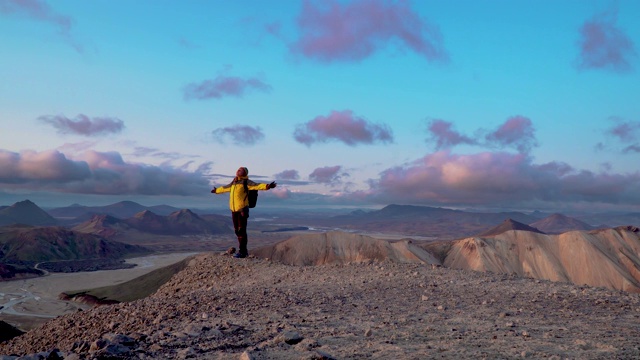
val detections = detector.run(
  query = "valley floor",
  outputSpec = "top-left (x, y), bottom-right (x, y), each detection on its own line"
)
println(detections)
top-left (2, 253), bottom-right (640, 359)
top-left (0, 252), bottom-right (197, 331)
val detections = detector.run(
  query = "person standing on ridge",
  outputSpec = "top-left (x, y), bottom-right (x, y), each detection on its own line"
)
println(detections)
top-left (210, 166), bottom-right (276, 258)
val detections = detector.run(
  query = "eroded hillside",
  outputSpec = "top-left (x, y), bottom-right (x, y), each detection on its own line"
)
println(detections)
top-left (440, 226), bottom-right (640, 292)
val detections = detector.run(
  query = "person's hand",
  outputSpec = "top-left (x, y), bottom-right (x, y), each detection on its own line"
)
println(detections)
top-left (210, 187), bottom-right (217, 193)
top-left (268, 181), bottom-right (277, 189)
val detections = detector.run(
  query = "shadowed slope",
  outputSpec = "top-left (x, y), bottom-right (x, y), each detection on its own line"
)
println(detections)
top-left (253, 231), bottom-right (440, 266)
top-left (0, 226), bottom-right (149, 263)
top-left (530, 213), bottom-right (594, 234)
top-left (61, 256), bottom-right (192, 304)
top-left (477, 218), bottom-right (545, 237)
top-left (0, 200), bottom-right (57, 226)
top-left (444, 227), bottom-right (640, 292)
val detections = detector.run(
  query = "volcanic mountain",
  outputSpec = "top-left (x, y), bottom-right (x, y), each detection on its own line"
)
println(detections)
top-left (124, 209), bottom-right (229, 235)
top-left (529, 213), bottom-right (594, 234)
top-left (0, 200), bottom-right (57, 226)
top-left (476, 218), bottom-right (545, 237)
top-left (47, 201), bottom-right (181, 223)
top-left (0, 225), bottom-right (149, 263)
top-left (71, 214), bottom-right (132, 238)
top-left (252, 231), bottom-right (440, 266)
top-left (72, 209), bottom-right (230, 238)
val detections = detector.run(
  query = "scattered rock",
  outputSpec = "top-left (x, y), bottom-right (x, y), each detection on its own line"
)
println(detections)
top-left (2, 253), bottom-right (640, 359)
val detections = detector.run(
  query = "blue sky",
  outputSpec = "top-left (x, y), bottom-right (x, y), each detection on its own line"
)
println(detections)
top-left (1, 0), bottom-right (639, 213)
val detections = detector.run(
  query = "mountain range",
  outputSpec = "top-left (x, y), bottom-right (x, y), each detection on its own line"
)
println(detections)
top-left (289, 204), bottom-right (610, 238)
top-left (72, 209), bottom-right (229, 237)
top-left (3, 199), bottom-right (636, 238)
top-left (47, 201), bottom-right (182, 221)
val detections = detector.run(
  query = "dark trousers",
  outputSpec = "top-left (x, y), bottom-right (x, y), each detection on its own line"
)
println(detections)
top-left (232, 209), bottom-right (248, 255)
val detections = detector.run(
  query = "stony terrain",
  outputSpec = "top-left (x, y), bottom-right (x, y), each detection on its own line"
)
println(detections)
top-left (2, 252), bottom-right (640, 359)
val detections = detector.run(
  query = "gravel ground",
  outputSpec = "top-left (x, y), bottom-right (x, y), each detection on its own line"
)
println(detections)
top-left (2, 253), bottom-right (640, 359)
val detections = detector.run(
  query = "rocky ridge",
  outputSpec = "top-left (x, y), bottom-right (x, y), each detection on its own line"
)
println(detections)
top-left (2, 253), bottom-right (640, 359)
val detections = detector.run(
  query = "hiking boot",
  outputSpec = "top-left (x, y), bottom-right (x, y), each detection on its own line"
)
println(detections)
top-left (233, 252), bottom-right (247, 259)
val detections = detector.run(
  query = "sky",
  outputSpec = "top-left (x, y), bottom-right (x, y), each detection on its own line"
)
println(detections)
top-left (1, 0), bottom-right (639, 213)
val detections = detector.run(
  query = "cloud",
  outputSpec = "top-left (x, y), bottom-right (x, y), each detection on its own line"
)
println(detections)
top-left (426, 116), bottom-right (538, 153)
top-left (38, 114), bottom-right (125, 136)
top-left (309, 165), bottom-right (345, 184)
top-left (211, 125), bottom-right (265, 146)
top-left (274, 169), bottom-right (300, 180)
top-left (56, 141), bottom-right (98, 154)
top-left (0, 0), bottom-right (83, 52)
top-left (598, 117), bottom-right (640, 153)
top-left (291, 0), bottom-right (448, 63)
top-left (606, 117), bottom-right (640, 143)
top-left (576, 8), bottom-right (637, 73)
top-left (178, 36), bottom-right (198, 49)
top-left (294, 110), bottom-right (393, 146)
top-left (0, 149), bottom-right (210, 196)
top-left (361, 150), bottom-right (640, 207)
top-left (426, 119), bottom-right (476, 149)
top-left (183, 74), bottom-right (272, 100)
top-left (265, 21), bottom-right (283, 38)
top-left (484, 116), bottom-right (537, 153)
top-left (623, 145), bottom-right (640, 154)
top-left (129, 146), bottom-right (201, 161)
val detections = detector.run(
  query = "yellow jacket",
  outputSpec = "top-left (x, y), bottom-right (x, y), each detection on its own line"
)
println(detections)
top-left (214, 176), bottom-right (269, 212)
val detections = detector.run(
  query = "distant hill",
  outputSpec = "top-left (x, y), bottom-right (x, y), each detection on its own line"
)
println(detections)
top-left (437, 226), bottom-right (640, 293)
top-left (0, 200), bottom-right (57, 226)
top-left (72, 209), bottom-right (230, 239)
top-left (305, 204), bottom-right (542, 238)
top-left (71, 214), bottom-right (132, 238)
top-left (0, 226), bottom-right (150, 264)
top-left (530, 213), bottom-right (594, 234)
top-left (573, 212), bottom-right (640, 229)
top-left (477, 218), bottom-right (545, 237)
top-left (48, 201), bottom-right (181, 223)
top-left (253, 231), bottom-right (440, 266)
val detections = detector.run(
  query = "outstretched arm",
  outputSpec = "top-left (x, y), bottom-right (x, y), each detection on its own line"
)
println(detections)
top-left (246, 180), bottom-right (277, 191)
top-left (211, 183), bottom-right (233, 194)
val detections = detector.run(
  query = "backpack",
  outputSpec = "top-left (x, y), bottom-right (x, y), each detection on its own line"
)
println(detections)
top-left (243, 179), bottom-right (259, 208)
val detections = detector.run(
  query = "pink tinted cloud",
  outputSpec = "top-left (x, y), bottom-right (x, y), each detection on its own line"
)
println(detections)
top-left (576, 9), bottom-right (637, 72)
top-left (0, 0), bottom-right (83, 52)
top-left (274, 169), bottom-right (300, 180)
top-left (38, 114), bottom-right (125, 136)
top-left (599, 117), bottom-right (640, 153)
top-left (426, 117), bottom-right (538, 154)
top-left (364, 151), bottom-right (640, 207)
top-left (294, 110), bottom-right (393, 146)
top-left (484, 116), bottom-right (537, 153)
top-left (291, 0), bottom-right (448, 63)
top-left (212, 125), bottom-right (265, 146)
top-left (0, 149), bottom-right (90, 182)
top-left (309, 165), bottom-right (344, 184)
top-left (0, 149), bottom-right (209, 195)
top-left (183, 75), bottom-right (272, 100)
top-left (427, 119), bottom-right (476, 149)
